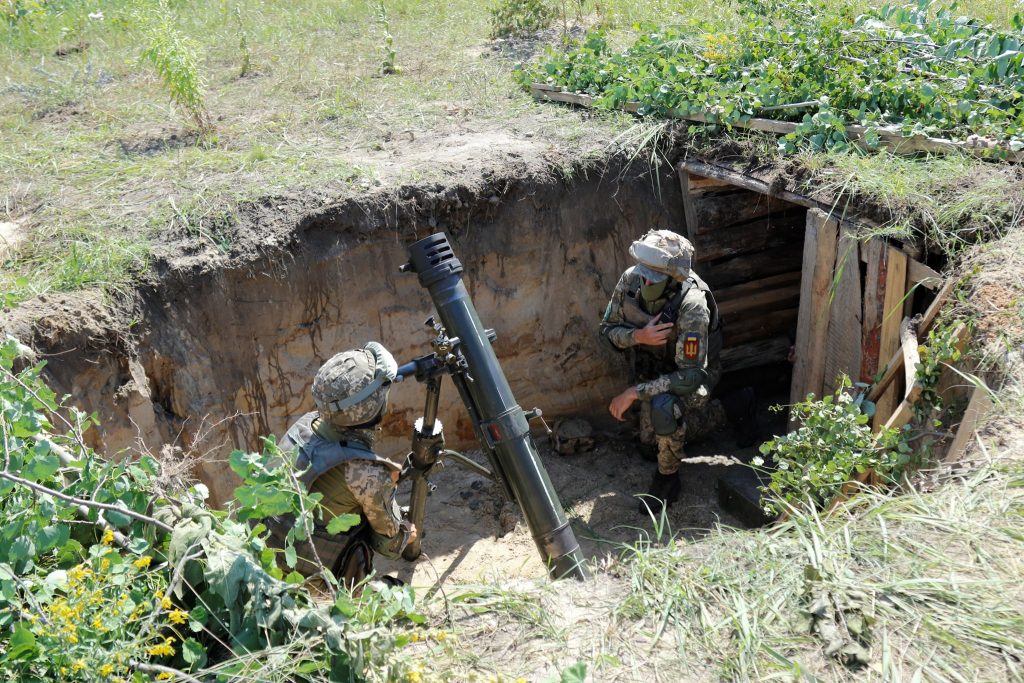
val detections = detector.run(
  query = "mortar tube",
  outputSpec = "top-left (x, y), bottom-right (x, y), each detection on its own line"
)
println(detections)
top-left (403, 233), bottom-right (589, 581)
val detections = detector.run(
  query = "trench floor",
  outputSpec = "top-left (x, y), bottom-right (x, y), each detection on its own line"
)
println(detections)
top-left (376, 405), bottom-right (778, 588)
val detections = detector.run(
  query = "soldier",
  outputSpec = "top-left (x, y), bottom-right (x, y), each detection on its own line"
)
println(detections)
top-left (276, 342), bottom-right (416, 584)
top-left (600, 229), bottom-right (725, 514)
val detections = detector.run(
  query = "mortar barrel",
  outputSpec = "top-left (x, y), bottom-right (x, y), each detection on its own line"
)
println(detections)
top-left (403, 232), bottom-right (589, 581)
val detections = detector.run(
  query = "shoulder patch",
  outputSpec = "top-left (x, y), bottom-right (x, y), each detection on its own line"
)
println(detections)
top-left (683, 332), bottom-right (701, 360)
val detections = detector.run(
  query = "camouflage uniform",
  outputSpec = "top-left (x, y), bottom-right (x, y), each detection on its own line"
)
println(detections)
top-left (272, 343), bottom-right (410, 580)
top-left (279, 411), bottom-right (405, 557)
top-left (601, 267), bottom-right (726, 475)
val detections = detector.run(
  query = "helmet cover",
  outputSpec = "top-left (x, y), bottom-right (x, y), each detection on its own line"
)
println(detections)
top-left (312, 342), bottom-right (398, 427)
top-left (629, 229), bottom-right (694, 282)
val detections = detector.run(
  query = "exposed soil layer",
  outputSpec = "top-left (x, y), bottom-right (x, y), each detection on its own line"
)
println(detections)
top-left (4, 157), bottom-right (685, 508)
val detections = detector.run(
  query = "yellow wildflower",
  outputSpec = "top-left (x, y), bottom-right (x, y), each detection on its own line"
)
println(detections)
top-left (101, 529), bottom-right (114, 545)
top-left (92, 616), bottom-right (106, 631)
top-left (157, 674), bottom-right (174, 681)
top-left (133, 556), bottom-right (152, 569)
top-left (147, 637), bottom-right (176, 657)
top-left (72, 660), bottom-right (86, 672)
top-left (100, 557), bottom-right (111, 572)
top-left (435, 630), bottom-right (447, 641)
top-left (161, 595), bottom-right (173, 610)
top-left (68, 565), bottom-right (91, 583)
top-left (408, 671), bottom-right (423, 683)
top-left (99, 664), bottom-right (114, 677)
top-left (168, 609), bottom-right (188, 625)
top-left (409, 632), bottom-right (420, 642)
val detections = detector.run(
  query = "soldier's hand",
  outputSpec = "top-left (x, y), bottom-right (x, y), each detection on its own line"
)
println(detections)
top-left (609, 386), bottom-right (639, 421)
top-left (407, 524), bottom-right (418, 546)
top-left (633, 313), bottom-right (674, 346)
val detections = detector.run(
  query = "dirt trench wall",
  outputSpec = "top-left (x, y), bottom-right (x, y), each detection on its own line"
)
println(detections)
top-left (13, 166), bottom-right (684, 506)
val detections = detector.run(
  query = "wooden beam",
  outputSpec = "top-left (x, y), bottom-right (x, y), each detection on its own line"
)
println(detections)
top-left (881, 382), bottom-right (923, 432)
top-left (716, 271), bottom-right (801, 302)
top-left (679, 173), bottom-right (701, 241)
top-left (687, 191), bottom-right (789, 236)
top-left (866, 345), bottom-right (904, 404)
top-left (693, 212), bottom-right (805, 263)
top-left (872, 247), bottom-right (908, 430)
top-left (724, 307), bottom-right (799, 347)
top-left (718, 283), bottom-right (801, 317)
top-left (822, 229), bottom-right (863, 396)
top-left (907, 258), bottom-right (942, 290)
top-left (866, 320), bottom-right (966, 405)
top-left (790, 209), bottom-right (840, 410)
top-left (680, 160), bottom-right (824, 212)
top-left (900, 317), bottom-right (921, 399)
top-left (943, 388), bottom-right (993, 464)
top-left (532, 84), bottom-right (1024, 163)
top-left (861, 240), bottom-right (888, 384)
top-left (695, 243), bottom-right (805, 289)
top-left (687, 174), bottom-right (734, 193)
top-left (720, 336), bottom-right (791, 372)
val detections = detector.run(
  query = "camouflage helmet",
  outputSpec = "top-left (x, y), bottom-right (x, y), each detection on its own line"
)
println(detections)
top-left (629, 229), bottom-right (694, 282)
top-left (312, 342), bottom-right (398, 427)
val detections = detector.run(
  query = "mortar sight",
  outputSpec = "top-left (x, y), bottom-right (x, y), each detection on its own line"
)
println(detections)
top-left (400, 232), bottom-right (589, 581)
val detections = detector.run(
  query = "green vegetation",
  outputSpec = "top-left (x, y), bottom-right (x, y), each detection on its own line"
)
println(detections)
top-left (756, 378), bottom-right (908, 516)
top-left (0, 337), bottom-right (423, 681)
top-left (522, 0), bottom-right (1024, 152)
top-left (490, 0), bottom-right (554, 39)
top-left (418, 444), bottom-right (1024, 680)
top-left (140, 0), bottom-right (211, 132)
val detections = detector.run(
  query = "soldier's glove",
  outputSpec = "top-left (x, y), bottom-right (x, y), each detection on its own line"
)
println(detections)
top-left (368, 520), bottom-right (413, 560)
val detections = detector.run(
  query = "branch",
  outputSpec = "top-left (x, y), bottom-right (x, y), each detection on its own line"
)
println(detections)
top-left (0, 469), bottom-right (174, 534)
top-left (129, 660), bottom-right (203, 683)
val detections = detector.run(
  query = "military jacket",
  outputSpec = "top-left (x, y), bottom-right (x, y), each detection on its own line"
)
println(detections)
top-left (280, 412), bottom-right (406, 558)
top-left (600, 267), bottom-right (722, 401)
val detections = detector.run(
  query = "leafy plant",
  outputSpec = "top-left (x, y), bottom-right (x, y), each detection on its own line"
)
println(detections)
top-left (521, 0), bottom-right (1024, 154)
top-left (0, 335), bottom-right (422, 681)
top-left (140, 0), bottom-right (212, 131)
top-left (755, 377), bottom-right (909, 516)
top-left (376, 0), bottom-right (399, 76)
top-left (233, 6), bottom-right (252, 78)
top-left (490, 0), bottom-right (553, 39)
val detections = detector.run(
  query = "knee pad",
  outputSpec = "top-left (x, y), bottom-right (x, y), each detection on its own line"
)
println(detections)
top-left (650, 394), bottom-right (680, 436)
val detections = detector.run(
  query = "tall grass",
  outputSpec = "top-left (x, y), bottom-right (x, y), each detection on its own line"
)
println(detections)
top-left (140, 0), bottom-right (211, 131)
top-left (420, 449), bottom-right (1024, 681)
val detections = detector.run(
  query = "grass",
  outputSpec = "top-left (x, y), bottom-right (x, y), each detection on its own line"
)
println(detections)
top-left (795, 152), bottom-right (1024, 257)
top-left (0, 0), bottom-right (679, 303)
top-left (412, 448), bottom-right (1024, 682)
top-left (4, 0), bottom-right (1016, 304)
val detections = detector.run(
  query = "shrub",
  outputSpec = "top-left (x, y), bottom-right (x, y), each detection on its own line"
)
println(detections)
top-left (0, 335), bottom-right (420, 680)
top-left (139, 0), bottom-right (212, 132)
top-left (490, 0), bottom-right (553, 39)
top-left (756, 377), bottom-right (909, 516)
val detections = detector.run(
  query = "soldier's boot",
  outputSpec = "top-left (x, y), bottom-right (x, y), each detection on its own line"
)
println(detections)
top-left (638, 470), bottom-right (681, 515)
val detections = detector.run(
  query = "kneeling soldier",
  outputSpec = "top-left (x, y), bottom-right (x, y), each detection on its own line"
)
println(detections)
top-left (276, 342), bottom-right (416, 583)
top-left (600, 229), bottom-right (726, 514)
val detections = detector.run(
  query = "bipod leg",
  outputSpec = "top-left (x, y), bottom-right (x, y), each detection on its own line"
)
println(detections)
top-left (403, 376), bottom-right (444, 561)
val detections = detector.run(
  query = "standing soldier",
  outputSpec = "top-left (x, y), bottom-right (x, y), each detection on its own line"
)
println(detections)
top-left (275, 342), bottom-right (416, 584)
top-left (600, 229), bottom-right (725, 514)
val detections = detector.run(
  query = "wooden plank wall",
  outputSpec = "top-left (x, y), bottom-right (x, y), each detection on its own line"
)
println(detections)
top-left (678, 168), bottom-right (806, 373)
top-left (680, 166), bottom-right (945, 431)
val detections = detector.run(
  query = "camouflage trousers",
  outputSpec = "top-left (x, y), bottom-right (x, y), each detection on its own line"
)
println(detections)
top-left (639, 393), bottom-right (726, 475)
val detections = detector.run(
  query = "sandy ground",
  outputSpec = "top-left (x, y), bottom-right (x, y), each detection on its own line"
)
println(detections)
top-left (376, 409), bottom-right (771, 590)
